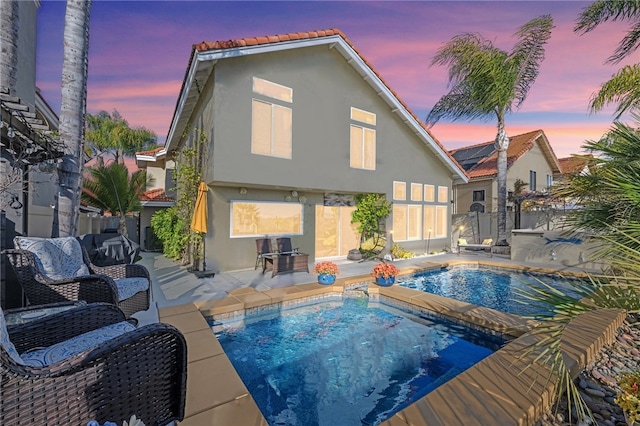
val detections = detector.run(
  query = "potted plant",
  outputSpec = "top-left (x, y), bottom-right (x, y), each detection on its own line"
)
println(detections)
top-left (312, 261), bottom-right (340, 285)
top-left (371, 262), bottom-right (400, 286)
top-left (615, 371), bottom-right (640, 425)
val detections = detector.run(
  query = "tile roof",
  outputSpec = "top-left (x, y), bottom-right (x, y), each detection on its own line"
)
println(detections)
top-left (140, 188), bottom-right (174, 202)
top-left (136, 146), bottom-right (164, 156)
top-left (449, 130), bottom-right (557, 179)
top-left (187, 29), bottom-right (465, 177)
top-left (558, 155), bottom-right (593, 176)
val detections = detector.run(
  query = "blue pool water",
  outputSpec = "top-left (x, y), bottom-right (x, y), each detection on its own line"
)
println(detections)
top-left (399, 267), bottom-right (580, 316)
top-left (214, 297), bottom-right (503, 426)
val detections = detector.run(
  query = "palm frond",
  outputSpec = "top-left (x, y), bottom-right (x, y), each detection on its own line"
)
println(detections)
top-left (589, 64), bottom-right (640, 117)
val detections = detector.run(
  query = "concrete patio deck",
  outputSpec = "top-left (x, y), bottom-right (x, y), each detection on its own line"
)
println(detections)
top-left (137, 252), bottom-right (624, 426)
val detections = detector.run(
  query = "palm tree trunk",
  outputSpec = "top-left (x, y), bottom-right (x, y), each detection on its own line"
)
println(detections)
top-left (118, 215), bottom-right (128, 238)
top-left (494, 122), bottom-right (509, 245)
top-left (52, 0), bottom-right (92, 237)
top-left (0, 0), bottom-right (19, 93)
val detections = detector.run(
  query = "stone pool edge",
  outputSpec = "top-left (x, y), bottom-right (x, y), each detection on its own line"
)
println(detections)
top-left (162, 260), bottom-right (626, 426)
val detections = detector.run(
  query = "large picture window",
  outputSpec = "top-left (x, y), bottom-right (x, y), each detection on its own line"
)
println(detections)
top-left (231, 201), bottom-right (303, 237)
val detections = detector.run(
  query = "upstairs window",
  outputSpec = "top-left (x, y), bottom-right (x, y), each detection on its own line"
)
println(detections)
top-left (546, 174), bottom-right (553, 189)
top-left (251, 78), bottom-right (293, 159)
top-left (529, 170), bottom-right (537, 191)
top-left (253, 77), bottom-right (292, 102)
top-left (350, 107), bottom-right (376, 170)
top-left (472, 190), bottom-right (485, 202)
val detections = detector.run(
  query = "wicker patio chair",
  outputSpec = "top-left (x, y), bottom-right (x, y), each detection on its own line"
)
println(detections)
top-left (4, 236), bottom-right (150, 318)
top-left (1, 302), bottom-right (187, 426)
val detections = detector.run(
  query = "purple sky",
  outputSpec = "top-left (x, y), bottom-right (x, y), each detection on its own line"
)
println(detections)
top-left (36, 1), bottom-right (635, 160)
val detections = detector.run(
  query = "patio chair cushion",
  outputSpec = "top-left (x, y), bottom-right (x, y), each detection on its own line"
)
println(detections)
top-left (0, 307), bottom-right (23, 365)
top-left (115, 277), bottom-right (149, 301)
top-left (482, 238), bottom-right (493, 246)
top-left (14, 236), bottom-right (90, 281)
top-left (458, 238), bottom-right (468, 245)
top-left (20, 321), bottom-right (136, 367)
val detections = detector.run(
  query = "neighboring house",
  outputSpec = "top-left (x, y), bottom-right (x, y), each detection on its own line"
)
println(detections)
top-left (556, 154), bottom-right (593, 179)
top-left (135, 146), bottom-right (176, 251)
top-left (144, 28), bottom-right (468, 272)
top-left (449, 130), bottom-right (561, 214)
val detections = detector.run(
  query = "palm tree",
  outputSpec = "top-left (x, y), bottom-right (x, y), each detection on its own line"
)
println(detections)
top-left (85, 110), bottom-right (157, 166)
top-left (52, 0), bottom-right (92, 237)
top-left (81, 162), bottom-right (148, 237)
top-left (575, 0), bottom-right (640, 118)
top-left (426, 15), bottom-right (554, 246)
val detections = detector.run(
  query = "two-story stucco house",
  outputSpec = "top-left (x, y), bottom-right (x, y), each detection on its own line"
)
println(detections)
top-left (148, 29), bottom-right (467, 272)
top-left (450, 130), bottom-right (561, 214)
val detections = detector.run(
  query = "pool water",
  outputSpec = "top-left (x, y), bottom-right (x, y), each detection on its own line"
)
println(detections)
top-left (399, 267), bottom-right (580, 316)
top-left (214, 297), bottom-right (503, 426)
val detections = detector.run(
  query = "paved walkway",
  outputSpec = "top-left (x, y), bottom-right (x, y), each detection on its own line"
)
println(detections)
top-left (137, 250), bottom-right (593, 314)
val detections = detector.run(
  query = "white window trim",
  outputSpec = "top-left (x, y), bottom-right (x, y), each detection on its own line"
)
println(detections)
top-left (350, 124), bottom-right (376, 170)
top-left (253, 77), bottom-right (293, 103)
top-left (251, 98), bottom-right (292, 159)
top-left (230, 200), bottom-right (303, 238)
top-left (424, 184), bottom-right (435, 202)
top-left (350, 107), bottom-right (376, 125)
top-left (393, 181), bottom-right (406, 201)
top-left (411, 183), bottom-right (423, 202)
top-left (437, 186), bottom-right (448, 203)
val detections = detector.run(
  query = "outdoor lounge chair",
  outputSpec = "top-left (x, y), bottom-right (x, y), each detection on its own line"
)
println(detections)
top-left (4, 236), bottom-right (150, 318)
top-left (0, 302), bottom-right (186, 426)
top-left (276, 237), bottom-right (299, 255)
top-left (457, 238), bottom-right (494, 256)
top-left (255, 238), bottom-right (274, 269)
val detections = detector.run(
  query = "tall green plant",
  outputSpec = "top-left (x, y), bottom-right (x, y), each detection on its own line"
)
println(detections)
top-left (518, 116), bottom-right (640, 423)
top-left (351, 193), bottom-right (392, 257)
top-left (151, 128), bottom-right (206, 265)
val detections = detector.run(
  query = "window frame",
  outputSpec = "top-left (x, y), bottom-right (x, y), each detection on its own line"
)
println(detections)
top-left (393, 181), bottom-right (406, 201)
top-left (472, 190), bottom-right (485, 202)
top-left (251, 98), bottom-right (292, 159)
top-left (230, 200), bottom-right (303, 238)
top-left (530, 170), bottom-right (537, 191)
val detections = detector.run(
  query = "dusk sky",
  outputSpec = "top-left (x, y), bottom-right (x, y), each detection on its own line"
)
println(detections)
top-left (36, 1), bottom-right (637, 160)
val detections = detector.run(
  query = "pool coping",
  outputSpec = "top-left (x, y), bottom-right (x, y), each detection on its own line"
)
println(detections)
top-left (160, 260), bottom-right (626, 426)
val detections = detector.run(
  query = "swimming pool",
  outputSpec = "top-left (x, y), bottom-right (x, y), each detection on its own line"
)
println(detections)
top-left (214, 297), bottom-right (503, 426)
top-left (399, 266), bottom-right (580, 316)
